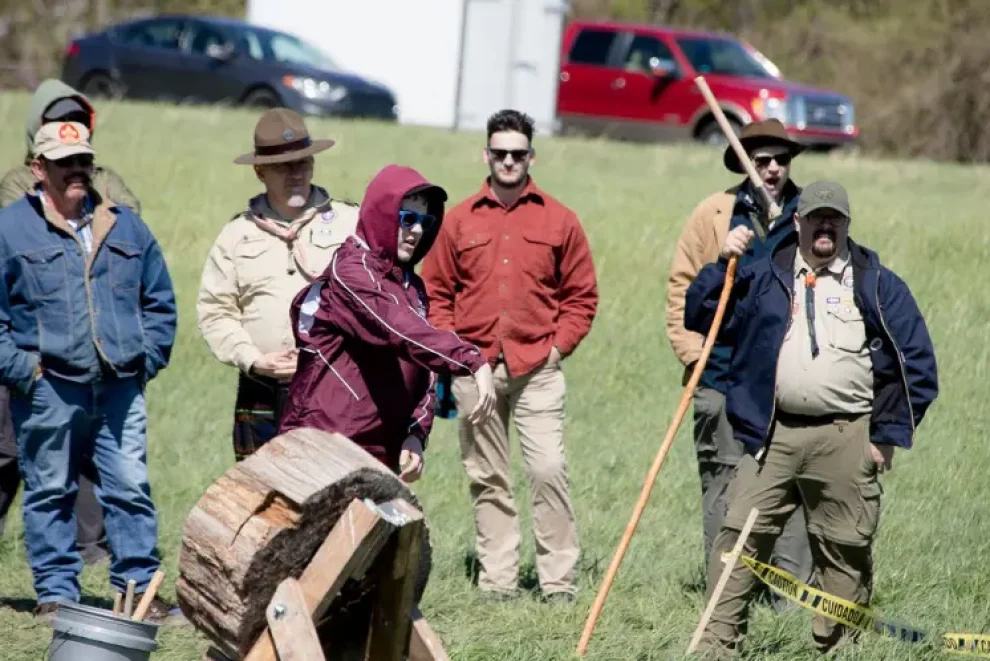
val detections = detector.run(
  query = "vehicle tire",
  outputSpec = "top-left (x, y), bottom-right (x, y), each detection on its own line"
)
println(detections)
top-left (696, 117), bottom-right (741, 148)
top-left (80, 73), bottom-right (122, 100)
top-left (241, 87), bottom-right (281, 108)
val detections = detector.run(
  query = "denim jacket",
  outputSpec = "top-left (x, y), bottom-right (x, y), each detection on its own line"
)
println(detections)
top-left (0, 189), bottom-right (176, 395)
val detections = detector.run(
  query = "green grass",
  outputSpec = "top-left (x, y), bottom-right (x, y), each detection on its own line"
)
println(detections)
top-left (0, 90), bottom-right (988, 660)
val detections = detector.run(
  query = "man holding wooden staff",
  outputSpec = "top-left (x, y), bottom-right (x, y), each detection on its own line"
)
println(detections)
top-left (665, 119), bottom-right (813, 593)
top-left (684, 180), bottom-right (938, 656)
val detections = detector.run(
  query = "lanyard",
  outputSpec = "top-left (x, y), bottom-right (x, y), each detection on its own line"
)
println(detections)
top-left (803, 270), bottom-right (820, 358)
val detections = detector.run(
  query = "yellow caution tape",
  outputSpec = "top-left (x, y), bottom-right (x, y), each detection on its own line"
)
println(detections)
top-left (723, 553), bottom-right (990, 657)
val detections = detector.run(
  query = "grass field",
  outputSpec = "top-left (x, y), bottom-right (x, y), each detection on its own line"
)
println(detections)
top-left (0, 90), bottom-right (988, 661)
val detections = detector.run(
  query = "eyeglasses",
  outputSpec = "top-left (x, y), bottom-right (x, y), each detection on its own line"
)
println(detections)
top-left (753, 153), bottom-right (792, 168)
top-left (50, 154), bottom-right (94, 169)
top-left (398, 210), bottom-right (436, 231)
top-left (487, 147), bottom-right (532, 162)
top-left (802, 213), bottom-right (848, 226)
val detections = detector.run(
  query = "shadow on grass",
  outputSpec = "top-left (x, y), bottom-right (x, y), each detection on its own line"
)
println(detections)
top-left (462, 550), bottom-right (543, 595)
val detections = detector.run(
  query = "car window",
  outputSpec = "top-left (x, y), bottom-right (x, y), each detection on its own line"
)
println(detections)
top-left (567, 28), bottom-right (617, 66)
top-left (187, 24), bottom-right (229, 56)
top-left (118, 19), bottom-right (183, 51)
top-left (622, 35), bottom-right (678, 75)
top-left (675, 36), bottom-right (775, 79)
top-left (236, 27), bottom-right (338, 70)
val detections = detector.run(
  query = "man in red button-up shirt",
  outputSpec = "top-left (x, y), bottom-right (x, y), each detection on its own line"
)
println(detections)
top-left (421, 109), bottom-right (598, 602)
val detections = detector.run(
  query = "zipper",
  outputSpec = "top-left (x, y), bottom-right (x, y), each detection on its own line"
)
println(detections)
top-left (874, 272), bottom-right (915, 442)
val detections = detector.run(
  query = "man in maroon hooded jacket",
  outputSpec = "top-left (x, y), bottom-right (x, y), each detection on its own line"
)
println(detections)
top-left (278, 165), bottom-right (496, 478)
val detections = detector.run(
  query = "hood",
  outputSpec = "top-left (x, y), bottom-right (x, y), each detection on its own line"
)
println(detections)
top-left (25, 79), bottom-right (96, 154)
top-left (356, 165), bottom-right (447, 268)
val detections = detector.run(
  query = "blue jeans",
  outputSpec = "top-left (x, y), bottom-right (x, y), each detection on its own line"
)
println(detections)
top-left (10, 375), bottom-right (160, 604)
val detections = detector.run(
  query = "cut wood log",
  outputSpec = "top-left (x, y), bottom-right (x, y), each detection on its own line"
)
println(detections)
top-left (175, 429), bottom-right (432, 660)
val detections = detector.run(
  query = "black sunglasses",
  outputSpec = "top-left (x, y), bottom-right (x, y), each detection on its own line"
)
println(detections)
top-left (50, 154), bottom-right (94, 169)
top-left (487, 147), bottom-right (532, 162)
top-left (753, 153), bottom-right (792, 168)
top-left (398, 210), bottom-right (437, 231)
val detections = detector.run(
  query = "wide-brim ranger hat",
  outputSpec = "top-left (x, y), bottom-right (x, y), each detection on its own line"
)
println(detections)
top-left (234, 108), bottom-right (335, 165)
top-left (723, 118), bottom-right (806, 174)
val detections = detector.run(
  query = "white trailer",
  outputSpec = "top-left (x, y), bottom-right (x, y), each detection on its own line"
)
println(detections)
top-left (245, 0), bottom-right (568, 135)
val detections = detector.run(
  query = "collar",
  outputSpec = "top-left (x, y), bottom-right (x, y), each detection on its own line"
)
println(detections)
top-left (794, 246), bottom-right (850, 277)
top-left (471, 176), bottom-right (545, 211)
top-left (36, 188), bottom-right (94, 225)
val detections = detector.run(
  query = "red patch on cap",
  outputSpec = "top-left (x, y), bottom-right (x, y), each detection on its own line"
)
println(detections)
top-left (58, 124), bottom-right (81, 144)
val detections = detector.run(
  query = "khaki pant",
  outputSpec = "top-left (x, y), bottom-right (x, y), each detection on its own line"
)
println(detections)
top-left (693, 386), bottom-right (814, 600)
top-left (698, 413), bottom-right (882, 655)
top-left (453, 361), bottom-right (578, 596)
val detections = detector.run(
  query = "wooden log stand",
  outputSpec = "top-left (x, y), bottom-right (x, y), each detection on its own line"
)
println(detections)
top-left (176, 429), bottom-right (451, 661)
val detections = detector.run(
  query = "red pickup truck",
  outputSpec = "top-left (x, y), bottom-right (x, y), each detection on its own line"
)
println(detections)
top-left (556, 20), bottom-right (858, 150)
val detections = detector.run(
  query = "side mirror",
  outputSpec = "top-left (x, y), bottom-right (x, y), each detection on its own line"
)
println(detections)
top-left (649, 57), bottom-right (678, 79)
top-left (206, 43), bottom-right (236, 61)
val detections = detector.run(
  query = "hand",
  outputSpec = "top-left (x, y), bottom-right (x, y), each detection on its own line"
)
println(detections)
top-left (251, 350), bottom-right (298, 382)
top-left (720, 226), bottom-right (755, 260)
top-left (469, 363), bottom-right (496, 425)
top-left (547, 346), bottom-right (563, 367)
top-left (399, 435), bottom-right (424, 483)
top-left (869, 443), bottom-right (895, 473)
top-left (34, 363), bottom-right (43, 381)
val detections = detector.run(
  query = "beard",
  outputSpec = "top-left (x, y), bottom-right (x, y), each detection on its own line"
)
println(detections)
top-left (811, 229), bottom-right (837, 258)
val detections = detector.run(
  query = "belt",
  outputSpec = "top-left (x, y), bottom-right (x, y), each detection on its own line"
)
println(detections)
top-left (775, 410), bottom-right (867, 427)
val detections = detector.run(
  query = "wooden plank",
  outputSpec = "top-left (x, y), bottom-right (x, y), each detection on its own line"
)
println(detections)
top-left (243, 498), bottom-right (400, 661)
top-left (365, 500), bottom-right (425, 661)
top-left (266, 578), bottom-right (324, 661)
top-left (686, 507), bottom-right (760, 654)
top-left (408, 608), bottom-right (451, 661)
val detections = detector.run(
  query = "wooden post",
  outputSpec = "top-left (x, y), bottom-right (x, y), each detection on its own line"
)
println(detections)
top-left (686, 507), bottom-right (760, 654)
top-left (266, 578), bottom-right (325, 661)
top-left (365, 501), bottom-right (426, 661)
top-left (244, 498), bottom-right (401, 661)
top-left (409, 608), bottom-right (451, 661)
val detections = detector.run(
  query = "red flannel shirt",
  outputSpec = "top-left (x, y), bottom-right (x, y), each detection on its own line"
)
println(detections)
top-left (420, 177), bottom-right (598, 378)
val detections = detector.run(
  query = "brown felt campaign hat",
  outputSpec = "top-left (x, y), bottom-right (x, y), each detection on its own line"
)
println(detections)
top-left (723, 118), bottom-right (806, 174)
top-left (234, 108), bottom-right (335, 165)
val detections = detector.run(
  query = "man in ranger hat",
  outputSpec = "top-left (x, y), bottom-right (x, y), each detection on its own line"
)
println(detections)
top-left (684, 180), bottom-right (938, 655)
top-left (665, 119), bottom-right (813, 598)
top-left (197, 108), bottom-right (359, 461)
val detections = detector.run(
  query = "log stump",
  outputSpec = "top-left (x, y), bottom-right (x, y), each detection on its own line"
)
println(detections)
top-left (176, 429), bottom-right (432, 660)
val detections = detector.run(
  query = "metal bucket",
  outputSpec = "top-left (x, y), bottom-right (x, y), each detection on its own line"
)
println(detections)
top-left (47, 602), bottom-right (159, 661)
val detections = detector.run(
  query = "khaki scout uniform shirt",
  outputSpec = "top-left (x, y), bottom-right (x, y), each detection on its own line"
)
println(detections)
top-left (197, 193), bottom-right (359, 374)
top-left (775, 249), bottom-right (873, 416)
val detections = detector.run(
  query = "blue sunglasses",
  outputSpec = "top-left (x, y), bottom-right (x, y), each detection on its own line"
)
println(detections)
top-left (398, 210), bottom-right (437, 231)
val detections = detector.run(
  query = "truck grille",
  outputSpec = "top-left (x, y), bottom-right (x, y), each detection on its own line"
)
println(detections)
top-left (803, 98), bottom-right (850, 130)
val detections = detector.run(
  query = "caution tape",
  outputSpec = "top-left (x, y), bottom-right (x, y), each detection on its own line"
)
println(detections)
top-left (721, 552), bottom-right (990, 657)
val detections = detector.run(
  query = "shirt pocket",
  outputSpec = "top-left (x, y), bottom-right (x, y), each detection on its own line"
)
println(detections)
top-left (455, 232), bottom-right (492, 276)
top-left (309, 225), bottom-right (345, 250)
top-left (521, 229), bottom-right (562, 284)
top-left (235, 238), bottom-right (275, 286)
top-left (825, 305), bottom-right (867, 353)
top-left (21, 245), bottom-right (67, 297)
top-left (105, 240), bottom-right (143, 290)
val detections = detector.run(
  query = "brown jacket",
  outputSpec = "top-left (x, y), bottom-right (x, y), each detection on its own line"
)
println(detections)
top-left (665, 186), bottom-right (739, 376)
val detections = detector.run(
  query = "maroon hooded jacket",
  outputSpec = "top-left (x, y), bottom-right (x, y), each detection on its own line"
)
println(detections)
top-left (278, 165), bottom-right (485, 469)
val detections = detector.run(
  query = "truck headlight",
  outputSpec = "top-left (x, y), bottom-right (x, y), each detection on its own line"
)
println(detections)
top-left (752, 96), bottom-right (788, 123)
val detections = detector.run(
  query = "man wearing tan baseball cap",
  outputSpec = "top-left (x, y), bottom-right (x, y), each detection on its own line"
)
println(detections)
top-left (0, 120), bottom-right (179, 623)
top-left (197, 108), bottom-right (359, 462)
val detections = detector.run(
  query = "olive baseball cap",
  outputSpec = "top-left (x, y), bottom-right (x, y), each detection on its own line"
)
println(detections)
top-left (33, 121), bottom-right (94, 161)
top-left (798, 180), bottom-right (850, 218)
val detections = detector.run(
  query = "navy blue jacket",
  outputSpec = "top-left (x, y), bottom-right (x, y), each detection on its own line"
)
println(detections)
top-left (0, 191), bottom-right (176, 395)
top-left (700, 180), bottom-right (800, 393)
top-left (685, 233), bottom-right (937, 455)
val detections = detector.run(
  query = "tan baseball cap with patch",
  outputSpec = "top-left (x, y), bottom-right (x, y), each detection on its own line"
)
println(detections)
top-left (33, 122), bottom-right (95, 161)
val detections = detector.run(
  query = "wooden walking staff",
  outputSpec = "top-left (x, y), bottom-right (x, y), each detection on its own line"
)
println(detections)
top-left (575, 75), bottom-right (784, 657)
